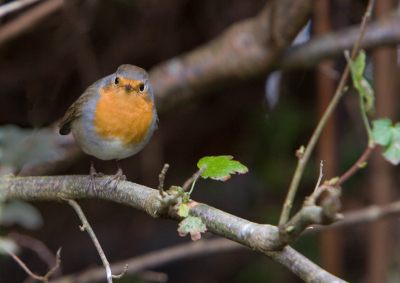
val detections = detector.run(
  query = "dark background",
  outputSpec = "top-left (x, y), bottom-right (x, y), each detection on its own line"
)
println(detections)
top-left (0, 0), bottom-right (399, 282)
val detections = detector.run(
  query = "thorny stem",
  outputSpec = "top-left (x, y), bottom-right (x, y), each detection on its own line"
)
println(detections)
top-left (278, 0), bottom-right (376, 229)
top-left (66, 199), bottom-right (127, 283)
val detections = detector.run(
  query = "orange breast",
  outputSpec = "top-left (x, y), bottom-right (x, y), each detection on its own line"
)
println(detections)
top-left (93, 85), bottom-right (154, 147)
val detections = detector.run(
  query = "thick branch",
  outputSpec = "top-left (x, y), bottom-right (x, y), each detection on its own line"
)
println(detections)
top-left (149, 0), bottom-right (316, 111)
top-left (0, 175), bottom-right (344, 283)
top-left (280, 14), bottom-right (400, 69)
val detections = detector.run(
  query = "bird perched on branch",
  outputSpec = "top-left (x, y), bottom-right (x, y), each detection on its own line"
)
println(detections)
top-left (59, 64), bottom-right (157, 193)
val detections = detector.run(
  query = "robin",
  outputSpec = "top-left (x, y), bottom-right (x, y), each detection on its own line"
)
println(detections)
top-left (59, 64), bottom-right (157, 193)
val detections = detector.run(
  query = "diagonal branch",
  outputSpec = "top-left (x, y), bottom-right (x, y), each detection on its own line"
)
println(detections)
top-left (149, 0), bottom-right (317, 111)
top-left (66, 199), bottom-right (126, 283)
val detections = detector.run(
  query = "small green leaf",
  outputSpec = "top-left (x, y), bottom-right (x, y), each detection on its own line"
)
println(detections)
top-left (197, 156), bottom-right (248, 181)
top-left (178, 202), bottom-right (190, 217)
top-left (178, 216), bottom-right (207, 241)
top-left (359, 162), bottom-right (367, 168)
top-left (372, 118), bottom-right (392, 146)
top-left (382, 141), bottom-right (400, 165)
top-left (372, 118), bottom-right (400, 165)
top-left (346, 50), bottom-right (375, 115)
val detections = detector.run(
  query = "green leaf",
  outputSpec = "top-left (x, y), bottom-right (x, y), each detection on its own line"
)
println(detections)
top-left (372, 118), bottom-right (400, 165)
top-left (178, 216), bottom-right (207, 241)
top-left (346, 50), bottom-right (375, 115)
top-left (372, 118), bottom-right (393, 146)
top-left (178, 202), bottom-right (190, 217)
top-left (197, 156), bottom-right (248, 181)
top-left (382, 141), bottom-right (400, 166)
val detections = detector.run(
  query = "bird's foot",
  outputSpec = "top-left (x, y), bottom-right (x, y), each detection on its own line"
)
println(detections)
top-left (104, 168), bottom-right (126, 193)
top-left (87, 165), bottom-right (104, 196)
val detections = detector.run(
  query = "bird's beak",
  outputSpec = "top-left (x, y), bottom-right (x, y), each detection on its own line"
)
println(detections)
top-left (125, 84), bottom-right (133, 91)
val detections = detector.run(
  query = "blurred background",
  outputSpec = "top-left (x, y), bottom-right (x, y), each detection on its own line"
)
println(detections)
top-left (0, 0), bottom-right (400, 282)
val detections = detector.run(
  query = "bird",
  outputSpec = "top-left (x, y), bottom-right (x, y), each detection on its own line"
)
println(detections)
top-left (59, 64), bottom-right (157, 193)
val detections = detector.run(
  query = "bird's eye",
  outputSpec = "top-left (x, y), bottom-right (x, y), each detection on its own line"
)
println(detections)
top-left (139, 84), bottom-right (145, 92)
top-left (114, 77), bottom-right (119, 85)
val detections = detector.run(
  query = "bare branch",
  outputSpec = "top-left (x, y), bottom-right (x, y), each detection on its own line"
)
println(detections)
top-left (1, 174), bottom-right (343, 282)
top-left (308, 200), bottom-right (400, 233)
top-left (0, 0), bottom-right (63, 46)
top-left (52, 238), bottom-right (242, 283)
top-left (280, 14), bottom-right (400, 70)
top-left (66, 199), bottom-right (127, 283)
top-left (0, 238), bottom-right (61, 282)
top-left (8, 232), bottom-right (61, 277)
top-left (149, 0), bottom-right (316, 111)
top-left (337, 145), bottom-right (375, 185)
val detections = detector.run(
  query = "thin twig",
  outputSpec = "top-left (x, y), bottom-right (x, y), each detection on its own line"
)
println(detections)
top-left (307, 199), bottom-right (400, 233)
top-left (313, 160), bottom-right (324, 193)
top-left (278, 0), bottom-right (376, 228)
top-left (0, 238), bottom-right (61, 282)
top-left (337, 145), bottom-right (375, 185)
top-left (158, 164), bottom-right (169, 197)
top-left (44, 248), bottom-right (62, 281)
top-left (181, 165), bottom-right (206, 193)
top-left (66, 199), bottom-right (127, 283)
top-left (112, 264), bottom-right (128, 279)
top-left (52, 238), bottom-right (242, 283)
top-left (9, 232), bottom-right (61, 277)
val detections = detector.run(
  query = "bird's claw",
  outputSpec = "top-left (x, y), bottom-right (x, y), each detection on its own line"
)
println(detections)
top-left (104, 168), bottom-right (126, 194)
top-left (86, 166), bottom-right (104, 196)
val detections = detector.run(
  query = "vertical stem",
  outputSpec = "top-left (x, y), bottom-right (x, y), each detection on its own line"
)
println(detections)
top-left (67, 199), bottom-right (114, 283)
top-left (278, 0), bottom-right (376, 228)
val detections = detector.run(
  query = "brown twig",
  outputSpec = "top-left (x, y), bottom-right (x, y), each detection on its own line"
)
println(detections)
top-left (337, 145), bottom-right (376, 185)
top-left (66, 199), bottom-right (127, 283)
top-left (8, 232), bottom-right (61, 277)
top-left (0, 238), bottom-right (61, 283)
top-left (52, 238), bottom-right (242, 283)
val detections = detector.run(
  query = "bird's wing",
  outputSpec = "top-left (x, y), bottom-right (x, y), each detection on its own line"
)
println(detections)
top-left (59, 84), bottom-right (98, 135)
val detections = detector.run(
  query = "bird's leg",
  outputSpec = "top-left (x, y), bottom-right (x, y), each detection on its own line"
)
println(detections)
top-left (105, 160), bottom-right (126, 192)
top-left (87, 158), bottom-right (104, 195)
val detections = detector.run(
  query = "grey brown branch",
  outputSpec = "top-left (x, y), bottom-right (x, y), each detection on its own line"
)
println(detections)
top-left (66, 199), bottom-right (127, 283)
top-left (1, 174), bottom-right (344, 283)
